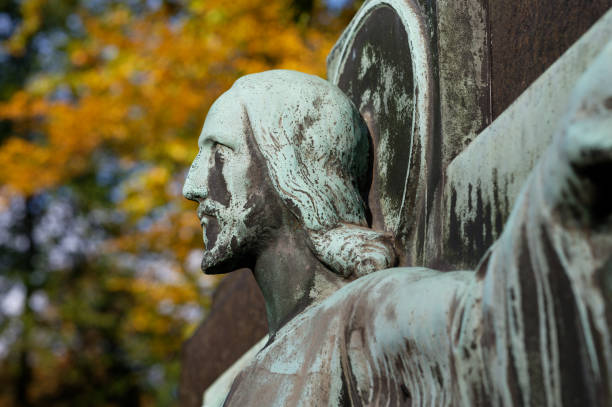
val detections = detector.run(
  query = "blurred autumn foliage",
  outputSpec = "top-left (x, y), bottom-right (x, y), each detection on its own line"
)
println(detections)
top-left (0, 0), bottom-right (357, 405)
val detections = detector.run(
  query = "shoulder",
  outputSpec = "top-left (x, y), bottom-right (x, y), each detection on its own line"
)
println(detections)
top-left (323, 267), bottom-right (474, 308)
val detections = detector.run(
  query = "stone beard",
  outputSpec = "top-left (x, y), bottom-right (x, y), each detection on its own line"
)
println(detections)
top-left (183, 50), bottom-right (612, 407)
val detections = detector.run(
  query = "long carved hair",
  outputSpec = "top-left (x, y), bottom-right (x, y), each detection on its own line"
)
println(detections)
top-left (229, 70), bottom-right (396, 278)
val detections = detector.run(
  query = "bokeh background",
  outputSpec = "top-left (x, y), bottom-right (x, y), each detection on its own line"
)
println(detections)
top-left (0, 0), bottom-right (359, 405)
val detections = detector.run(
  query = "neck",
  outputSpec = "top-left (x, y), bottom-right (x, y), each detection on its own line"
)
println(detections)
top-left (252, 224), bottom-right (346, 336)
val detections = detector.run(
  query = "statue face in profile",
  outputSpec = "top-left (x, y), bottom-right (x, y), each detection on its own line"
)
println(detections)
top-left (182, 90), bottom-right (281, 275)
top-left (184, 70), bottom-right (397, 280)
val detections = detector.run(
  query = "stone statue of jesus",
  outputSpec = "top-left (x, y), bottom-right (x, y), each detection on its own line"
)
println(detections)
top-left (182, 45), bottom-right (612, 406)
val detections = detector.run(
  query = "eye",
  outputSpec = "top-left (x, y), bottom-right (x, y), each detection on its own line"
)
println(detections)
top-left (211, 142), bottom-right (233, 164)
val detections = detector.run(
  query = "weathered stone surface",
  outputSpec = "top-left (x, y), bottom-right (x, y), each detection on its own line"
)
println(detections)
top-left (327, 0), bottom-right (435, 266)
top-left (328, 0), bottom-right (612, 270)
top-left (178, 269), bottom-right (267, 407)
top-left (440, 10), bottom-right (612, 269)
top-left (489, 0), bottom-right (612, 118)
top-left (436, 0), bottom-right (491, 164)
top-left (434, 0), bottom-right (612, 147)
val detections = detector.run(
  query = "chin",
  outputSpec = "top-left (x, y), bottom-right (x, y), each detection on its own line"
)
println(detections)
top-left (200, 218), bottom-right (260, 274)
top-left (202, 257), bottom-right (240, 274)
top-left (201, 245), bottom-right (254, 275)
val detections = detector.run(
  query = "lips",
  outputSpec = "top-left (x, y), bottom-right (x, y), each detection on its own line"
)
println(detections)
top-left (197, 202), bottom-right (220, 227)
top-left (198, 206), bottom-right (221, 250)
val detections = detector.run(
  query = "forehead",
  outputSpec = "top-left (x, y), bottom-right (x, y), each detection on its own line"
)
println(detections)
top-left (198, 91), bottom-right (248, 148)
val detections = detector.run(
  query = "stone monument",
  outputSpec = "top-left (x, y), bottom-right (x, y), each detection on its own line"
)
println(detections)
top-left (181, 1), bottom-right (612, 405)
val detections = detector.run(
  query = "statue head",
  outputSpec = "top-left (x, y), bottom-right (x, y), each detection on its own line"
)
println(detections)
top-left (183, 70), bottom-right (396, 277)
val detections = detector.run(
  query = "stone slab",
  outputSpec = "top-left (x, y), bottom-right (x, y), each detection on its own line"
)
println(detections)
top-left (489, 1), bottom-right (612, 118)
top-left (178, 270), bottom-right (267, 407)
top-left (439, 9), bottom-right (612, 269)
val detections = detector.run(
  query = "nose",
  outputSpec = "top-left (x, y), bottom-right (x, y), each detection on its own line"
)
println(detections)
top-left (183, 165), bottom-right (208, 202)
